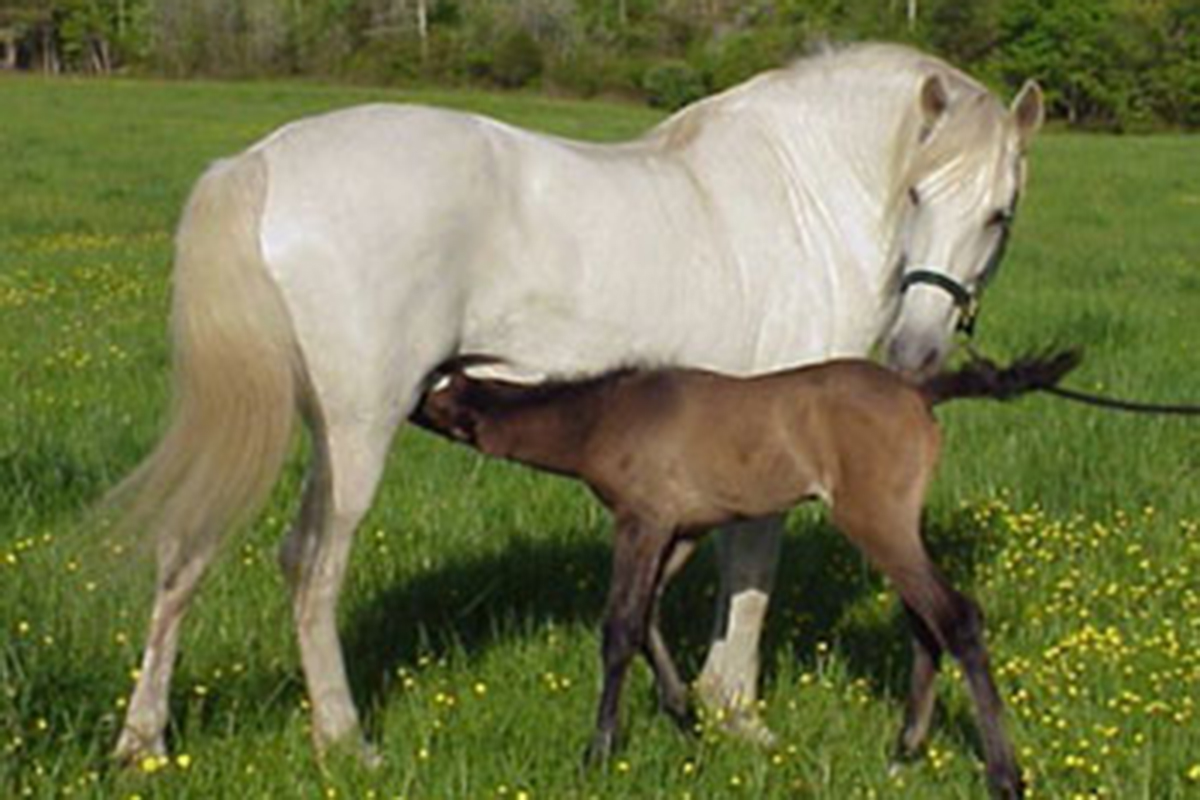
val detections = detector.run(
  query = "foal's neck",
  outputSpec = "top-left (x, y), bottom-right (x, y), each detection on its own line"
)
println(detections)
top-left (476, 387), bottom-right (602, 478)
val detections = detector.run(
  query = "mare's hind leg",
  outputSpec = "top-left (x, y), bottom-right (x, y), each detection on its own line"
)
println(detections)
top-left (114, 540), bottom-right (220, 762)
top-left (588, 518), bottom-right (673, 765)
top-left (834, 499), bottom-right (1023, 799)
top-left (278, 416), bottom-right (396, 760)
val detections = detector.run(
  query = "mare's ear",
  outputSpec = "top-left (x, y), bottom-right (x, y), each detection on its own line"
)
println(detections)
top-left (918, 74), bottom-right (949, 141)
top-left (1011, 80), bottom-right (1044, 146)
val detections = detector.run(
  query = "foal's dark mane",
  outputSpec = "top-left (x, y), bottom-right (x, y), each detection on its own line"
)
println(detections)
top-left (428, 348), bottom-right (1082, 416)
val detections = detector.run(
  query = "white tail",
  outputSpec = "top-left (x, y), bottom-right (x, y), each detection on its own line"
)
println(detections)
top-left (110, 153), bottom-right (298, 577)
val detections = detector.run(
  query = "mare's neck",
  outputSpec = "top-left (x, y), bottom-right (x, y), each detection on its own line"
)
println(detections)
top-left (681, 61), bottom-right (923, 356)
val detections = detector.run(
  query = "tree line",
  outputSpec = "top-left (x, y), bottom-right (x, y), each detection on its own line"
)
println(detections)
top-left (3, 0), bottom-right (1198, 130)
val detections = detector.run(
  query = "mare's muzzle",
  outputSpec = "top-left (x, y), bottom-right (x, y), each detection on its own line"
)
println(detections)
top-left (899, 269), bottom-right (980, 336)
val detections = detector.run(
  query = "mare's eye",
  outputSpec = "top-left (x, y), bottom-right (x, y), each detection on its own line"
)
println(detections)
top-left (908, 187), bottom-right (921, 206)
top-left (987, 209), bottom-right (1011, 228)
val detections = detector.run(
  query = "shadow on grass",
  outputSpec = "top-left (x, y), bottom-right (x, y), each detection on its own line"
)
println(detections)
top-left (10, 503), bottom-right (1002, 764)
top-left (341, 501), bottom-right (1006, 734)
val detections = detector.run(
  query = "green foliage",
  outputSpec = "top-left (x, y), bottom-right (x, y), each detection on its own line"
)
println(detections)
top-left (490, 26), bottom-right (544, 88)
top-left (9, 0), bottom-right (1200, 127)
top-left (641, 58), bottom-right (704, 109)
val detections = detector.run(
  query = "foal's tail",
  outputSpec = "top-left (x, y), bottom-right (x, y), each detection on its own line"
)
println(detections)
top-left (921, 349), bottom-right (1082, 407)
top-left (105, 153), bottom-right (299, 577)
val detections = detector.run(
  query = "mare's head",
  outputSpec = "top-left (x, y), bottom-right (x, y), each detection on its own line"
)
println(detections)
top-left (884, 72), bottom-right (1044, 379)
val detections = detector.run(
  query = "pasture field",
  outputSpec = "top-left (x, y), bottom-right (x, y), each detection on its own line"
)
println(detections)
top-left (2, 75), bottom-right (1199, 799)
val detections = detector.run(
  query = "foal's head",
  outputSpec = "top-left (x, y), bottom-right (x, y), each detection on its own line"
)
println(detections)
top-left (412, 359), bottom-right (640, 469)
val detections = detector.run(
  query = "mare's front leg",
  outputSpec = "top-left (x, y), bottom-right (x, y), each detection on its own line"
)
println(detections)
top-left (587, 518), bottom-right (674, 765)
top-left (697, 514), bottom-right (783, 745)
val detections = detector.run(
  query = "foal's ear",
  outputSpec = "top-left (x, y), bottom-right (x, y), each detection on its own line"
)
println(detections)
top-left (918, 74), bottom-right (949, 141)
top-left (1011, 80), bottom-right (1045, 146)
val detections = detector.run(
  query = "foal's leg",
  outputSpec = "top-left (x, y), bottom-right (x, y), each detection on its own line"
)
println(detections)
top-left (645, 537), bottom-right (698, 728)
top-left (894, 604), bottom-right (942, 761)
top-left (588, 518), bottom-right (673, 764)
top-left (114, 539), bottom-right (220, 762)
top-left (925, 577), bottom-right (1021, 798)
top-left (278, 416), bottom-right (395, 760)
top-left (697, 514), bottom-right (783, 745)
top-left (835, 500), bottom-right (1023, 799)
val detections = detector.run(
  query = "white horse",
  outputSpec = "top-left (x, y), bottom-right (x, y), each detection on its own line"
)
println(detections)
top-left (111, 43), bottom-right (1044, 762)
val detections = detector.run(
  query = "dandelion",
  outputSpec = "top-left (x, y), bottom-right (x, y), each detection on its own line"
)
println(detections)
top-left (139, 755), bottom-right (168, 774)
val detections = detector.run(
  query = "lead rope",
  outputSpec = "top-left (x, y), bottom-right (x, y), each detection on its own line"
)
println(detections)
top-left (963, 344), bottom-right (1200, 417)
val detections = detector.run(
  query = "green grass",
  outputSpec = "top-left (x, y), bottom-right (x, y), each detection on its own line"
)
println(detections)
top-left (2, 74), bottom-right (1199, 799)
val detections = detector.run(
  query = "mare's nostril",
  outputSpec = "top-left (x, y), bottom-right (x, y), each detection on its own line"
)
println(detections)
top-left (919, 347), bottom-right (940, 376)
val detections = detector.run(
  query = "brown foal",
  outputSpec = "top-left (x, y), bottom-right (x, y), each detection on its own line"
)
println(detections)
top-left (412, 351), bottom-right (1080, 800)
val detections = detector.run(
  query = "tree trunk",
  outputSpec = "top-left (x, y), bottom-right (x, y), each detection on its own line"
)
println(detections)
top-left (417, 0), bottom-right (428, 62)
top-left (42, 27), bottom-right (60, 74)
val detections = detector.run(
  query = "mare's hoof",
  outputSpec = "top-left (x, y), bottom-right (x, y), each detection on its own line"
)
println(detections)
top-left (113, 728), bottom-right (166, 768)
top-left (700, 705), bottom-right (777, 748)
top-left (694, 681), bottom-right (777, 748)
top-left (315, 733), bottom-right (383, 770)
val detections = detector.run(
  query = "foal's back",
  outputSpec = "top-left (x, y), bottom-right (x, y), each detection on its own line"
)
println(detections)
top-left (582, 360), bottom-right (938, 529)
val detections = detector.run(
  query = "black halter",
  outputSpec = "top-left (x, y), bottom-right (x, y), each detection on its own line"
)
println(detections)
top-left (898, 205), bottom-right (1015, 338)
top-left (899, 268), bottom-right (980, 335)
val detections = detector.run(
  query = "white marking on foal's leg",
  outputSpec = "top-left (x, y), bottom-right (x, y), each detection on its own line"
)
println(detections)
top-left (697, 515), bottom-right (782, 746)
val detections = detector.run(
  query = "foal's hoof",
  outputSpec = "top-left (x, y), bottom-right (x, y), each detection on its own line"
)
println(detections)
top-left (986, 766), bottom-right (1026, 800)
top-left (582, 731), bottom-right (617, 769)
top-left (665, 704), bottom-right (700, 738)
top-left (887, 739), bottom-right (925, 773)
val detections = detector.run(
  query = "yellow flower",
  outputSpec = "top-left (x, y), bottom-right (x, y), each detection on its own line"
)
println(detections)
top-left (139, 756), bottom-right (167, 774)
